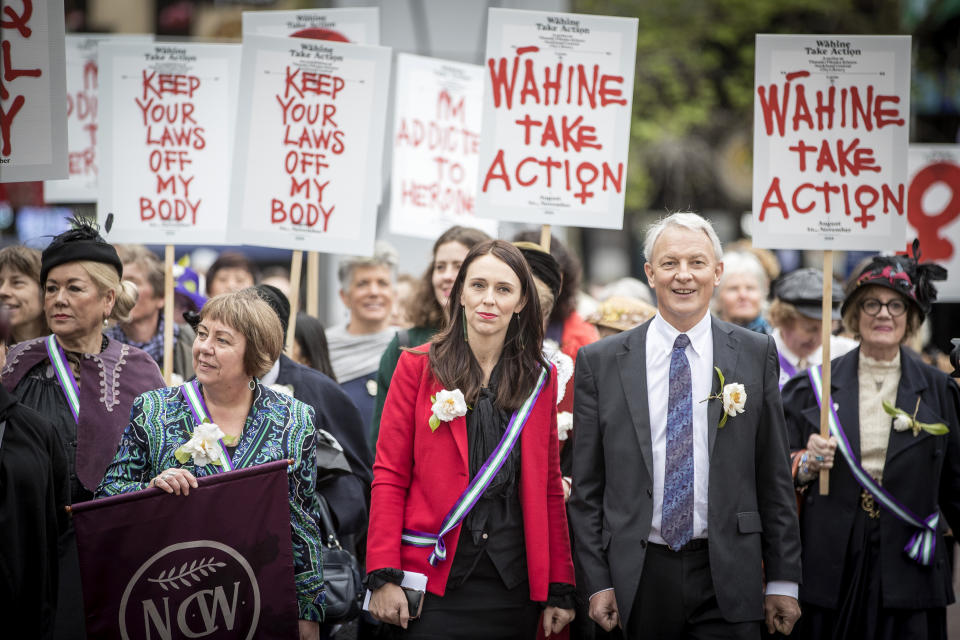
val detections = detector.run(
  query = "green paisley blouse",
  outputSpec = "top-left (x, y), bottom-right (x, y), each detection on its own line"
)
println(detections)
top-left (96, 383), bottom-right (325, 621)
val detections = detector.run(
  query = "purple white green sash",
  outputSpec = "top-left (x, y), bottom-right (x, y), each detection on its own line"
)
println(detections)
top-left (401, 367), bottom-right (549, 567)
top-left (778, 351), bottom-right (797, 390)
top-left (45, 335), bottom-right (80, 423)
top-left (182, 380), bottom-right (235, 471)
top-left (808, 365), bottom-right (940, 566)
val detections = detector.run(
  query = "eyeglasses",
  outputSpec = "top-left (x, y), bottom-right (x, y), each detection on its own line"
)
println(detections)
top-left (860, 298), bottom-right (907, 317)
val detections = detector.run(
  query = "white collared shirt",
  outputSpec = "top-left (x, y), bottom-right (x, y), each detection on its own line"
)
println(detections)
top-left (646, 311), bottom-right (713, 545)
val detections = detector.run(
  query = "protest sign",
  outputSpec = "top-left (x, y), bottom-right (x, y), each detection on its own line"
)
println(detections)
top-left (389, 53), bottom-right (497, 239)
top-left (0, 0), bottom-right (67, 182)
top-left (45, 34), bottom-right (151, 203)
top-left (476, 8), bottom-right (637, 229)
top-left (242, 7), bottom-right (379, 45)
top-left (752, 35), bottom-right (911, 250)
top-left (71, 460), bottom-right (298, 640)
top-left (98, 42), bottom-right (240, 245)
top-left (229, 35), bottom-right (390, 255)
top-left (907, 144), bottom-right (960, 302)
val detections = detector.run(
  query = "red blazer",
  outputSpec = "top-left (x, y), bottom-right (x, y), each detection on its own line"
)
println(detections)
top-left (367, 345), bottom-right (575, 600)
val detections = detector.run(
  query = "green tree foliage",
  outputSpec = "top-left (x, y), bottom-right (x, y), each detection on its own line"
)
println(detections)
top-left (573, 0), bottom-right (905, 211)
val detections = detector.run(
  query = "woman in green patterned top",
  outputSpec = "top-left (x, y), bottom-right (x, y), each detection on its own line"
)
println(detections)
top-left (97, 289), bottom-right (325, 638)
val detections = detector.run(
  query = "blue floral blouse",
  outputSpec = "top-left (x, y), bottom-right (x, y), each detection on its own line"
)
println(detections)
top-left (96, 383), bottom-right (325, 621)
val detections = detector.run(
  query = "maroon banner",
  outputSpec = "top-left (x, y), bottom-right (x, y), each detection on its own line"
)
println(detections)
top-left (71, 460), bottom-right (298, 639)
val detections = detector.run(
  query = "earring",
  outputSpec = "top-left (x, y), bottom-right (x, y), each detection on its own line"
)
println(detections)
top-left (248, 378), bottom-right (256, 391)
top-left (462, 306), bottom-right (468, 343)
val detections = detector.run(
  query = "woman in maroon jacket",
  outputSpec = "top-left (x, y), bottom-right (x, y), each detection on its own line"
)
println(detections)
top-left (366, 240), bottom-right (575, 639)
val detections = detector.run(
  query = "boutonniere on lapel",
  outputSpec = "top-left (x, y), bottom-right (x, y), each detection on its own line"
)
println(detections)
top-left (884, 397), bottom-right (947, 437)
top-left (429, 388), bottom-right (468, 432)
top-left (174, 422), bottom-right (238, 466)
top-left (700, 367), bottom-right (746, 428)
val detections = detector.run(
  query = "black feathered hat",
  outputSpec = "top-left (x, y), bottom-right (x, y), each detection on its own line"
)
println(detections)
top-left (254, 284), bottom-right (291, 342)
top-left (40, 214), bottom-right (122, 285)
top-left (840, 239), bottom-right (947, 318)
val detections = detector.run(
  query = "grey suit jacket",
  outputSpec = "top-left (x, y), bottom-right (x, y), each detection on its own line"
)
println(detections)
top-left (568, 317), bottom-right (801, 626)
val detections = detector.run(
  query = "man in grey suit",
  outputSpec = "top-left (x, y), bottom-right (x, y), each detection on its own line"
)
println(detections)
top-left (568, 212), bottom-right (802, 638)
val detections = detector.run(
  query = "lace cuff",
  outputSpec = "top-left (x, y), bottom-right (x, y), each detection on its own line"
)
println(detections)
top-left (546, 582), bottom-right (577, 609)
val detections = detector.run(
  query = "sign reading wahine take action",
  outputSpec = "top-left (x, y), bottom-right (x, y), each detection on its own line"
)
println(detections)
top-left (476, 8), bottom-right (638, 229)
top-left (752, 35), bottom-right (911, 250)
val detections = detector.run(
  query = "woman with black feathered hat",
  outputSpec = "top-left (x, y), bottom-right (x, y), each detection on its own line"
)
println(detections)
top-left (1, 216), bottom-right (165, 639)
top-left (782, 240), bottom-right (960, 640)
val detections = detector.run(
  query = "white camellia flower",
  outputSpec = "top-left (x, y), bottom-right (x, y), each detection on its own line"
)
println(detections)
top-left (182, 422), bottom-right (226, 466)
top-left (893, 414), bottom-right (913, 432)
top-left (722, 383), bottom-right (747, 417)
top-left (557, 412), bottom-right (574, 441)
top-left (432, 389), bottom-right (468, 422)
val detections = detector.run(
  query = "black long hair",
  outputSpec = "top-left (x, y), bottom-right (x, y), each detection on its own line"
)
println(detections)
top-left (428, 240), bottom-right (549, 410)
top-left (294, 312), bottom-right (337, 381)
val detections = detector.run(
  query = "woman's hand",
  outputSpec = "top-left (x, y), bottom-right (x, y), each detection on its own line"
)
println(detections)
top-left (543, 606), bottom-right (575, 636)
top-left (150, 468), bottom-right (199, 495)
top-left (298, 620), bottom-right (319, 640)
top-left (805, 434), bottom-right (838, 473)
top-left (368, 583), bottom-right (410, 629)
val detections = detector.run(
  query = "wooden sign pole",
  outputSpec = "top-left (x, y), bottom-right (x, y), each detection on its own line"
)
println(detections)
top-left (285, 250), bottom-right (303, 355)
top-left (540, 224), bottom-right (552, 252)
top-left (819, 250), bottom-right (834, 496)
top-left (306, 251), bottom-right (320, 318)
top-left (162, 245), bottom-right (175, 386)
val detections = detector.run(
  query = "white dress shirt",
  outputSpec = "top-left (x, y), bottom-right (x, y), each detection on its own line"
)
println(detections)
top-left (646, 312), bottom-right (713, 545)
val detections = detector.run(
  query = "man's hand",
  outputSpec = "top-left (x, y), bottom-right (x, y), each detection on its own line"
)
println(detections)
top-left (368, 583), bottom-right (410, 629)
top-left (542, 606), bottom-right (575, 636)
top-left (764, 594), bottom-right (801, 635)
top-left (588, 589), bottom-right (620, 632)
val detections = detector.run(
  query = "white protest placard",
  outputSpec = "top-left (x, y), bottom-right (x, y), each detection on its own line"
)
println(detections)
top-left (229, 35), bottom-right (390, 255)
top-left (45, 34), bottom-right (151, 203)
top-left (389, 54), bottom-right (497, 239)
top-left (476, 8), bottom-right (637, 229)
top-left (752, 35), bottom-right (911, 250)
top-left (242, 7), bottom-right (379, 44)
top-left (0, 0), bottom-right (67, 182)
top-left (907, 144), bottom-right (960, 302)
top-left (98, 42), bottom-right (240, 245)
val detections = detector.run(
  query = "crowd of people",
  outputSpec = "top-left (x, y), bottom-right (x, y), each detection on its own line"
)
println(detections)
top-left (1, 212), bottom-right (958, 640)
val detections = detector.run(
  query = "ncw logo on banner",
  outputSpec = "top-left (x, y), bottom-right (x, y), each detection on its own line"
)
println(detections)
top-left (119, 540), bottom-right (260, 640)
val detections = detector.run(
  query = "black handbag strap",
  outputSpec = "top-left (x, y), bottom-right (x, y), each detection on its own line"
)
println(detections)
top-left (315, 494), bottom-right (342, 549)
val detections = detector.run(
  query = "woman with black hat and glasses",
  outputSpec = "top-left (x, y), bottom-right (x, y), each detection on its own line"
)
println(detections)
top-left (782, 241), bottom-right (960, 640)
top-left (1, 217), bottom-right (165, 639)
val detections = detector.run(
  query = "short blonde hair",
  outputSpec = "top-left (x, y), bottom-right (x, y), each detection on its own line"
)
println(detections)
top-left (78, 260), bottom-right (138, 323)
top-left (199, 289), bottom-right (283, 378)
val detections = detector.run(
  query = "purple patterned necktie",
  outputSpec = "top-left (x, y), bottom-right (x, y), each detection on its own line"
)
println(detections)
top-left (662, 333), bottom-right (693, 551)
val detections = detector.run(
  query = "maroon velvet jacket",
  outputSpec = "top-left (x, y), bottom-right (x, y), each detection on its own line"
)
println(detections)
top-left (2, 336), bottom-right (165, 491)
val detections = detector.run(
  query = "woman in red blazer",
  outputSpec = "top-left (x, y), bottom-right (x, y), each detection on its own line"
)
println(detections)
top-left (367, 240), bottom-right (575, 639)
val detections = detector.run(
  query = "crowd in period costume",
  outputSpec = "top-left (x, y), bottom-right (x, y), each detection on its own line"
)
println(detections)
top-left (2, 212), bottom-right (960, 640)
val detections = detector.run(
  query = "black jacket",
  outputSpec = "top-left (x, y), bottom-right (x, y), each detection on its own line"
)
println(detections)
top-left (783, 346), bottom-right (960, 609)
top-left (276, 355), bottom-right (373, 536)
top-left (0, 386), bottom-right (70, 640)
